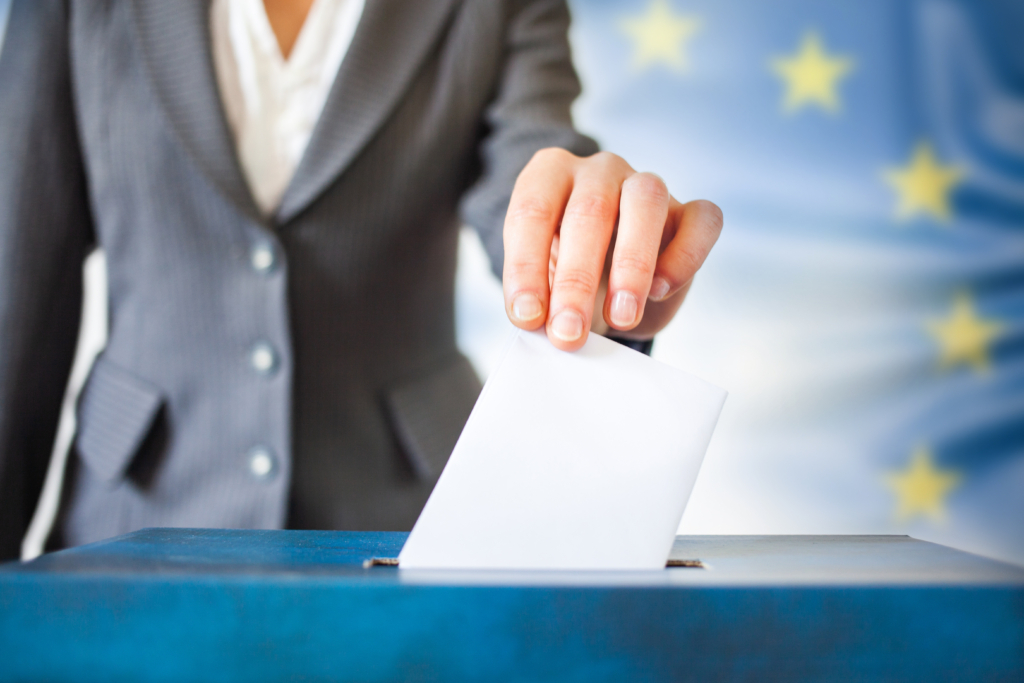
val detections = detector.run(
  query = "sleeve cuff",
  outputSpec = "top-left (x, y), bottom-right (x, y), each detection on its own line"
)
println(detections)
top-left (606, 336), bottom-right (654, 356)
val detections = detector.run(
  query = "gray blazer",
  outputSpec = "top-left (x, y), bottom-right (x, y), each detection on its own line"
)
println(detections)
top-left (0, 0), bottom-right (597, 558)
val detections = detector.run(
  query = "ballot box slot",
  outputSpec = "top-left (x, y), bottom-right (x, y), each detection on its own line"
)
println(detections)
top-left (666, 559), bottom-right (704, 569)
top-left (363, 557), bottom-right (400, 568)
top-left (362, 557), bottom-right (704, 569)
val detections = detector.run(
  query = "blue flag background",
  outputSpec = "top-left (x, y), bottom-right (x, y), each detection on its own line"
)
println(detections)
top-left (458, 0), bottom-right (1024, 566)
top-left (556, 0), bottom-right (1023, 564)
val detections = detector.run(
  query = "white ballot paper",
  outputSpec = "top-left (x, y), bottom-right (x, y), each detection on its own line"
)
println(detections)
top-left (398, 329), bottom-right (727, 571)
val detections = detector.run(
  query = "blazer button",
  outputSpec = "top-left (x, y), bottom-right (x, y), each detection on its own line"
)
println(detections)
top-left (250, 342), bottom-right (277, 375)
top-left (250, 242), bottom-right (276, 274)
top-left (248, 447), bottom-right (278, 481)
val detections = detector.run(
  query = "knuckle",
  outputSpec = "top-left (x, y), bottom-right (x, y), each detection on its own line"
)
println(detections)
top-left (624, 173), bottom-right (669, 205)
top-left (669, 245), bottom-right (703, 277)
top-left (553, 267), bottom-right (599, 297)
top-left (564, 194), bottom-right (617, 223)
top-left (531, 146), bottom-right (575, 168)
top-left (692, 199), bottom-right (724, 231)
top-left (504, 259), bottom-right (545, 282)
top-left (613, 250), bottom-right (656, 277)
top-left (588, 150), bottom-right (626, 171)
top-left (507, 197), bottom-right (559, 226)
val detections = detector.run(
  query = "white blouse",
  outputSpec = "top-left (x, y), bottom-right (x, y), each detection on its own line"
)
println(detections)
top-left (211, 0), bottom-right (366, 215)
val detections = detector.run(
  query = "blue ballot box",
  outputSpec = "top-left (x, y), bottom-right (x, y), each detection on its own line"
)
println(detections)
top-left (1, 529), bottom-right (1022, 681)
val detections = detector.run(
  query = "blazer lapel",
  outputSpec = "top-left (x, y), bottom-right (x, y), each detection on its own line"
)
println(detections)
top-left (130, 0), bottom-right (263, 224)
top-left (275, 0), bottom-right (462, 224)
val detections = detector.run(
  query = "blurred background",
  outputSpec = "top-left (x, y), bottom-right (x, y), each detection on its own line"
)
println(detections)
top-left (8, 0), bottom-right (1023, 565)
top-left (463, 0), bottom-right (1024, 567)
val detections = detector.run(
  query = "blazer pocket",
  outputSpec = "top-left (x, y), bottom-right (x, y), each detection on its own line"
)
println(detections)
top-left (76, 355), bottom-right (165, 482)
top-left (385, 354), bottom-right (483, 481)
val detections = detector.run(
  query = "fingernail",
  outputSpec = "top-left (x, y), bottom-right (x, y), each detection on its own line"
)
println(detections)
top-left (610, 291), bottom-right (638, 327)
top-left (550, 310), bottom-right (584, 342)
top-left (512, 293), bottom-right (543, 322)
top-left (649, 277), bottom-right (671, 301)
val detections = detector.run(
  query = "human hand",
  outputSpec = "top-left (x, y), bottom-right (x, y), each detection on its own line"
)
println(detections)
top-left (502, 149), bottom-right (723, 351)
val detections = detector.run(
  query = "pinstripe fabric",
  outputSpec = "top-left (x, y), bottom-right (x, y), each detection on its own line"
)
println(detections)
top-left (74, 357), bottom-right (163, 482)
top-left (0, 0), bottom-right (597, 559)
top-left (385, 355), bottom-right (482, 479)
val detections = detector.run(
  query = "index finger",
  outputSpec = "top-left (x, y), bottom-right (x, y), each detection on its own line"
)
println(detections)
top-left (502, 148), bottom-right (576, 329)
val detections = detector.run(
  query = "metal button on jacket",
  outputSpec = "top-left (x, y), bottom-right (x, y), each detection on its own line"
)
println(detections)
top-left (249, 342), bottom-right (277, 375)
top-left (250, 242), bottom-right (275, 274)
top-left (248, 447), bottom-right (277, 481)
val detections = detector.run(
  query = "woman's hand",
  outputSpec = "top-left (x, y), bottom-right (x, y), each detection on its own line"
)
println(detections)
top-left (502, 149), bottom-right (723, 351)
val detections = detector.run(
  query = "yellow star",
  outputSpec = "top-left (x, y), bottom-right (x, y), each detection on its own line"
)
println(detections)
top-left (925, 292), bottom-right (1004, 374)
top-left (883, 142), bottom-right (965, 222)
top-left (770, 31), bottom-right (854, 113)
top-left (619, 0), bottom-right (701, 73)
top-left (884, 446), bottom-right (961, 523)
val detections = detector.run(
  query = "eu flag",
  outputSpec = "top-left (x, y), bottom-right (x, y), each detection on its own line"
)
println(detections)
top-left (543, 0), bottom-right (1023, 564)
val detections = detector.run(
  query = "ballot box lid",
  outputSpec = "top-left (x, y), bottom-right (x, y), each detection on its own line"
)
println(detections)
top-left (2, 530), bottom-right (1022, 682)
top-left (5, 528), bottom-right (1023, 586)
